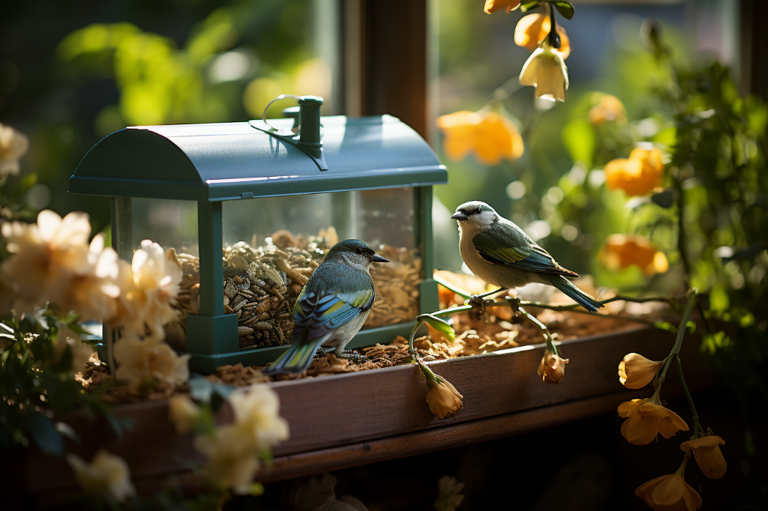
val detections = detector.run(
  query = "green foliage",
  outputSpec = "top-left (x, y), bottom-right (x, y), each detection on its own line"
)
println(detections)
top-left (0, 311), bottom-right (127, 455)
top-left (552, 2), bottom-right (575, 20)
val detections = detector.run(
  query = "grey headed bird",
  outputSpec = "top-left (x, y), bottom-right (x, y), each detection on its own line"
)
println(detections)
top-left (263, 239), bottom-right (388, 375)
top-left (451, 201), bottom-right (603, 312)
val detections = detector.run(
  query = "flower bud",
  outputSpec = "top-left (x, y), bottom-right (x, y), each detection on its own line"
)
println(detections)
top-left (537, 350), bottom-right (569, 384)
top-left (618, 353), bottom-right (664, 389)
top-left (426, 377), bottom-right (464, 419)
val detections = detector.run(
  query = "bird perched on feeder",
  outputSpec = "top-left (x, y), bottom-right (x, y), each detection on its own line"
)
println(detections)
top-left (263, 239), bottom-right (388, 375)
top-left (451, 201), bottom-right (603, 312)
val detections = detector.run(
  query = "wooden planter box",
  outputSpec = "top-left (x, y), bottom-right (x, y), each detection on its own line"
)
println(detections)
top-left (19, 324), bottom-right (712, 503)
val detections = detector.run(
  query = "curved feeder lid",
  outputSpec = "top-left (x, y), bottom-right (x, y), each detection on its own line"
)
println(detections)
top-left (69, 99), bottom-right (447, 202)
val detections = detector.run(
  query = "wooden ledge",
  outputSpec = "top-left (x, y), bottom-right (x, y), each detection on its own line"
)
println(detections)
top-left (22, 324), bottom-right (712, 501)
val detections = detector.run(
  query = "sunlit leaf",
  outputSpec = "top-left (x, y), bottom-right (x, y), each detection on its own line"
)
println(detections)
top-left (553, 1), bottom-right (575, 20)
top-left (561, 119), bottom-right (595, 168)
top-left (417, 314), bottom-right (456, 342)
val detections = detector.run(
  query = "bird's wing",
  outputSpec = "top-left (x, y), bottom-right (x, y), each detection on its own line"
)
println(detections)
top-left (472, 225), bottom-right (579, 277)
top-left (291, 280), bottom-right (375, 344)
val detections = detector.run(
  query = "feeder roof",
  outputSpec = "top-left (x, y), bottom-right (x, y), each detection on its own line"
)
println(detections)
top-left (69, 115), bottom-right (447, 201)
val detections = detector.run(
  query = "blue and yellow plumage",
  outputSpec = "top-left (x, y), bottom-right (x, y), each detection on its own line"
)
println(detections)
top-left (452, 201), bottom-right (603, 312)
top-left (263, 239), bottom-right (388, 375)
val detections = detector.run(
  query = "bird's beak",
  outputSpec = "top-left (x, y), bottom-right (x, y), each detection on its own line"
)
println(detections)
top-left (451, 211), bottom-right (468, 221)
top-left (371, 254), bottom-right (389, 263)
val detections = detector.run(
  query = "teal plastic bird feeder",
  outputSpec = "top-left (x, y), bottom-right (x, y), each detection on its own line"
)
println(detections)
top-left (69, 96), bottom-right (448, 372)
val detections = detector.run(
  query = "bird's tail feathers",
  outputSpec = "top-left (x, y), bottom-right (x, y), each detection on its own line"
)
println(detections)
top-left (549, 276), bottom-right (604, 312)
top-left (262, 339), bottom-right (323, 375)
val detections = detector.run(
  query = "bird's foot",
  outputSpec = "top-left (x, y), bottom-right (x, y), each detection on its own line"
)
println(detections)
top-left (336, 350), bottom-right (368, 362)
top-left (468, 294), bottom-right (487, 316)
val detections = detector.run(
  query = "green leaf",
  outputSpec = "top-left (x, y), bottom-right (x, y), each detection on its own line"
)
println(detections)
top-left (433, 273), bottom-right (471, 299)
top-left (248, 482), bottom-right (264, 496)
top-left (709, 285), bottom-right (729, 313)
top-left (25, 411), bottom-right (64, 457)
top-left (561, 119), bottom-right (595, 168)
top-left (417, 314), bottom-right (456, 342)
top-left (520, 1), bottom-right (540, 12)
top-left (553, 2), bottom-right (575, 20)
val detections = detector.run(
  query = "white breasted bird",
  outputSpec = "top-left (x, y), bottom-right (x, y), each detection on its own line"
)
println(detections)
top-left (451, 201), bottom-right (603, 312)
top-left (263, 239), bottom-right (388, 375)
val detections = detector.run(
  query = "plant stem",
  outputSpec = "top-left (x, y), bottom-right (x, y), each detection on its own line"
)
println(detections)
top-left (675, 353), bottom-right (701, 438)
top-left (675, 171), bottom-right (692, 289)
top-left (659, 288), bottom-right (698, 385)
top-left (518, 305), bottom-right (559, 356)
top-left (407, 321), bottom-right (426, 353)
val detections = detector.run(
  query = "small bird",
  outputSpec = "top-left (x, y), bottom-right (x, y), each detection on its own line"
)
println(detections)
top-left (263, 239), bottom-right (388, 375)
top-left (451, 201), bottom-right (603, 312)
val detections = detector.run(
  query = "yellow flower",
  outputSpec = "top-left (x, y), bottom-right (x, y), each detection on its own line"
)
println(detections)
top-left (514, 14), bottom-right (571, 59)
top-left (604, 147), bottom-right (665, 196)
top-left (484, 0), bottom-right (521, 14)
top-left (618, 396), bottom-right (689, 445)
top-left (53, 326), bottom-right (93, 374)
top-left (228, 385), bottom-right (290, 451)
top-left (426, 376), bottom-right (463, 419)
top-left (588, 94), bottom-right (627, 125)
top-left (635, 460), bottom-right (702, 511)
top-left (599, 234), bottom-right (669, 276)
top-left (168, 395), bottom-right (201, 434)
top-left (0, 123), bottom-right (29, 178)
top-left (114, 334), bottom-right (190, 390)
top-left (2, 210), bottom-right (92, 312)
top-left (519, 44), bottom-right (569, 102)
top-left (681, 435), bottom-right (726, 479)
top-left (618, 353), bottom-right (664, 389)
top-left (66, 449), bottom-right (136, 502)
top-left (194, 423), bottom-right (261, 494)
top-left (112, 239), bottom-right (181, 338)
top-left (537, 350), bottom-right (569, 384)
top-left (436, 109), bottom-right (524, 166)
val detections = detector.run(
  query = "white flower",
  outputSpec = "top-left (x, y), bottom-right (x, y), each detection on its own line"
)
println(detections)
top-left (434, 476), bottom-right (465, 511)
top-left (112, 240), bottom-right (181, 338)
top-left (228, 385), bottom-right (290, 451)
top-left (53, 326), bottom-right (93, 374)
top-left (114, 334), bottom-right (190, 390)
top-left (66, 449), bottom-right (135, 502)
top-left (2, 210), bottom-right (92, 311)
top-left (519, 44), bottom-right (569, 102)
top-left (0, 123), bottom-right (29, 178)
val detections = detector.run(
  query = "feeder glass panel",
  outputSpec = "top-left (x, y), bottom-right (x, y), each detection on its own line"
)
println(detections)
top-left (217, 187), bottom-right (419, 350)
top-left (120, 197), bottom-right (199, 256)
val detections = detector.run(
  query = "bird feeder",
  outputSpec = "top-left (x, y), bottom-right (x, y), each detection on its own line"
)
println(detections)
top-left (69, 96), bottom-right (448, 372)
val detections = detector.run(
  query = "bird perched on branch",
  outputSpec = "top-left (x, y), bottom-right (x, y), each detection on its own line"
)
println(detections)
top-left (263, 239), bottom-right (388, 375)
top-left (451, 201), bottom-right (603, 312)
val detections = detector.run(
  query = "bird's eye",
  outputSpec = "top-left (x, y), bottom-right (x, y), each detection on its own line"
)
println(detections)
top-left (355, 247), bottom-right (363, 255)
top-left (474, 208), bottom-right (481, 215)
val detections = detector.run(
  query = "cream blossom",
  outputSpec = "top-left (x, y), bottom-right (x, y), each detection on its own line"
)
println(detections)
top-left (2, 210), bottom-right (92, 311)
top-left (66, 449), bottom-right (135, 502)
top-left (228, 385), bottom-right (290, 451)
top-left (519, 44), bottom-right (569, 102)
top-left (434, 476), bottom-right (466, 511)
top-left (112, 239), bottom-right (181, 338)
top-left (193, 386), bottom-right (289, 493)
top-left (0, 123), bottom-right (29, 178)
top-left (168, 395), bottom-right (202, 434)
top-left (114, 333), bottom-right (190, 390)
top-left (194, 423), bottom-right (261, 494)
top-left (60, 233), bottom-right (121, 322)
top-left (53, 326), bottom-right (93, 374)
